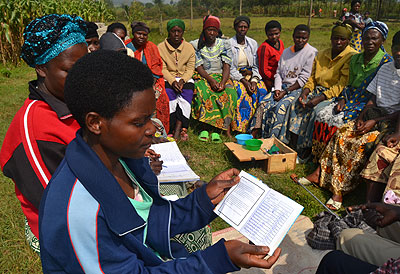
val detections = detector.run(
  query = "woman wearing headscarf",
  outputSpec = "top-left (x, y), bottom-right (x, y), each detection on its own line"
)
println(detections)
top-left (287, 23), bottom-right (357, 160)
top-left (158, 19), bottom-right (213, 253)
top-left (302, 24), bottom-right (400, 211)
top-left (125, 22), bottom-right (170, 133)
top-left (312, 21), bottom-right (391, 159)
top-left (190, 15), bottom-right (237, 137)
top-left (158, 19), bottom-right (195, 141)
top-left (0, 14), bottom-right (88, 253)
top-left (229, 16), bottom-right (270, 133)
top-left (342, 0), bottom-right (365, 52)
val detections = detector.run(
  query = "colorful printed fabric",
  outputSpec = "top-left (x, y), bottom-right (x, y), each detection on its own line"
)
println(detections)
top-left (250, 88), bottom-right (301, 142)
top-left (312, 54), bottom-right (392, 159)
top-left (159, 183), bottom-right (212, 253)
top-left (192, 73), bottom-right (237, 131)
top-left (363, 21), bottom-right (389, 40)
top-left (372, 258), bottom-right (400, 274)
top-left (191, 38), bottom-right (232, 74)
top-left (25, 217), bottom-right (40, 254)
top-left (350, 29), bottom-right (363, 53)
top-left (319, 121), bottom-right (380, 196)
top-left (341, 53), bottom-right (392, 121)
top-left (233, 80), bottom-right (269, 132)
top-left (21, 14), bottom-right (87, 67)
top-left (361, 143), bottom-right (400, 201)
top-left (288, 86), bottom-right (332, 150)
top-left (342, 11), bottom-right (364, 53)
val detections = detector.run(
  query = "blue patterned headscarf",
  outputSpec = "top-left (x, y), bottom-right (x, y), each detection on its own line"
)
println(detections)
top-left (21, 14), bottom-right (87, 67)
top-left (363, 21), bottom-right (389, 40)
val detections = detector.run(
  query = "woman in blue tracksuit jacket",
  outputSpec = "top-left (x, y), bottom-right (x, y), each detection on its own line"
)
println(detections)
top-left (39, 50), bottom-right (281, 273)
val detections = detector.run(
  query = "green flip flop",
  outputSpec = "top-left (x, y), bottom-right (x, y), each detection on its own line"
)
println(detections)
top-left (198, 131), bottom-right (209, 142)
top-left (211, 133), bottom-right (222, 143)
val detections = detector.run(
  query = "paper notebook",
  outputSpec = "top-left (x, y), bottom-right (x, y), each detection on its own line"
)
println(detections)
top-left (150, 142), bottom-right (200, 183)
top-left (214, 171), bottom-right (304, 255)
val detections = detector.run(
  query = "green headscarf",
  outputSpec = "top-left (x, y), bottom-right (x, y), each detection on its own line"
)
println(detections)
top-left (167, 19), bottom-right (185, 33)
top-left (331, 22), bottom-right (353, 39)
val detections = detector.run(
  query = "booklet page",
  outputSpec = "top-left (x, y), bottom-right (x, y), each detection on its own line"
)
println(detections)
top-left (150, 142), bottom-right (200, 183)
top-left (214, 171), bottom-right (303, 255)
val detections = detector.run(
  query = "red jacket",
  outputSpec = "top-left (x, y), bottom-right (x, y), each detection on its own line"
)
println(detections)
top-left (0, 81), bottom-right (80, 238)
top-left (257, 39), bottom-right (284, 85)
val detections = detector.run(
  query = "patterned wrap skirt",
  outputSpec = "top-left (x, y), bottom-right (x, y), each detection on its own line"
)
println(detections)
top-left (192, 73), bottom-right (237, 131)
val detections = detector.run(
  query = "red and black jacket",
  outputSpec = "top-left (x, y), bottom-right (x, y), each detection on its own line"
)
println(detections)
top-left (0, 80), bottom-right (80, 238)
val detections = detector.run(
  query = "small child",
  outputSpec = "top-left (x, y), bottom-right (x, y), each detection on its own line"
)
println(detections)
top-left (39, 50), bottom-right (281, 273)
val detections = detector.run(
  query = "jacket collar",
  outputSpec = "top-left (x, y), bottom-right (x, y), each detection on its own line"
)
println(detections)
top-left (66, 130), bottom-right (160, 236)
top-left (355, 48), bottom-right (385, 68)
top-left (231, 35), bottom-right (249, 48)
top-left (164, 38), bottom-right (185, 52)
top-left (28, 80), bottom-right (72, 120)
top-left (325, 45), bottom-right (354, 61)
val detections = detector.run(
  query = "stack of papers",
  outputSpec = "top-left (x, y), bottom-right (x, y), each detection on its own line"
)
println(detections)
top-left (150, 142), bottom-right (200, 183)
top-left (214, 171), bottom-right (304, 255)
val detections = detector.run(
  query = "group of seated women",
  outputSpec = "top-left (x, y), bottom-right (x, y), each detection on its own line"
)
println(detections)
top-left (96, 16), bottom-right (316, 140)
top-left (96, 16), bottom-right (400, 212)
top-left (2, 11), bottom-right (400, 273)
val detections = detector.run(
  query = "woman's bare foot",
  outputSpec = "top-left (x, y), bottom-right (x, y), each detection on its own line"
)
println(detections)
top-left (173, 120), bottom-right (182, 140)
top-left (305, 165), bottom-right (321, 184)
top-left (226, 125), bottom-right (233, 139)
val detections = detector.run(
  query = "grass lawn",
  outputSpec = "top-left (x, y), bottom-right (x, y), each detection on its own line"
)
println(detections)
top-left (1, 16), bottom-right (399, 273)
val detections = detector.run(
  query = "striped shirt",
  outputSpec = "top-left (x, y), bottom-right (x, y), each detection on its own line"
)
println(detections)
top-left (190, 38), bottom-right (232, 74)
top-left (367, 62), bottom-right (400, 114)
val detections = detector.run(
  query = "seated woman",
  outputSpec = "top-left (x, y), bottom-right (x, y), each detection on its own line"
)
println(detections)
top-left (106, 22), bottom-right (127, 41)
top-left (305, 31), bottom-right (400, 211)
top-left (250, 24), bottom-right (317, 140)
top-left (0, 14), bottom-right (88, 253)
top-left (84, 21), bottom-right (100, 52)
top-left (229, 16), bottom-right (269, 133)
top-left (342, 0), bottom-right (365, 53)
top-left (125, 21), bottom-right (170, 133)
top-left (158, 19), bottom-right (195, 141)
top-left (312, 22), bottom-right (391, 159)
top-left (190, 15), bottom-right (237, 136)
top-left (287, 23), bottom-right (357, 159)
top-left (257, 20), bottom-right (284, 91)
top-left (39, 50), bottom-right (281, 272)
top-left (361, 112), bottom-right (400, 203)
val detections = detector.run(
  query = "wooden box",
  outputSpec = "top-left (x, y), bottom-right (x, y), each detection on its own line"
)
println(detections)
top-left (224, 137), bottom-right (297, 173)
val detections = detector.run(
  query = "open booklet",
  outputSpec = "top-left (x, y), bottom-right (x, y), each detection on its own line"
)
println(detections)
top-left (214, 171), bottom-right (304, 256)
top-left (150, 142), bottom-right (200, 183)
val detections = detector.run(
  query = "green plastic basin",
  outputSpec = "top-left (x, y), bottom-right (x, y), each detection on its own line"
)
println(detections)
top-left (245, 139), bottom-right (263, 151)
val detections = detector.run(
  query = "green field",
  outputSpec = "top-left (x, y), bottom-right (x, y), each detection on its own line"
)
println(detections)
top-left (1, 16), bottom-right (400, 273)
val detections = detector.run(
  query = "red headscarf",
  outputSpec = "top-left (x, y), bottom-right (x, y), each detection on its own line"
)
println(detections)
top-left (203, 15), bottom-right (220, 30)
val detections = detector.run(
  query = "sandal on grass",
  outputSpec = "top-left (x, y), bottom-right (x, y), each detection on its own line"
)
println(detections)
top-left (198, 131), bottom-right (209, 142)
top-left (211, 133), bottom-right (222, 143)
top-left (297, 177), bottom-right (313, 186)
top-left (326, 198), bottom-right (342, 211)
